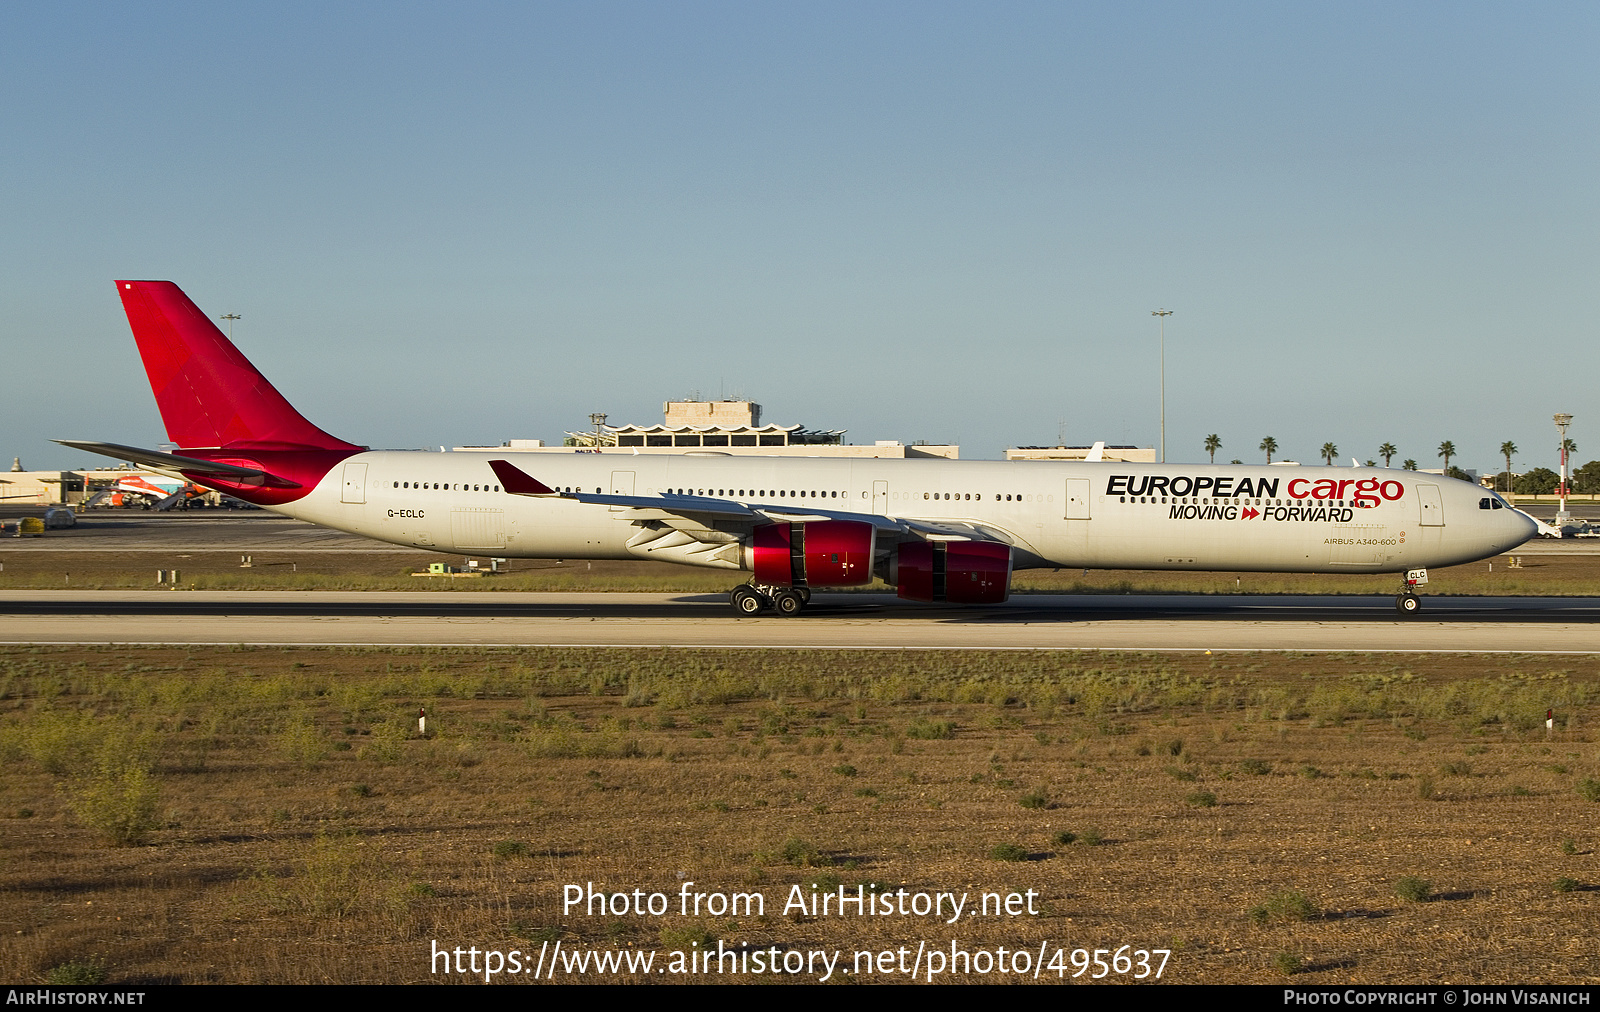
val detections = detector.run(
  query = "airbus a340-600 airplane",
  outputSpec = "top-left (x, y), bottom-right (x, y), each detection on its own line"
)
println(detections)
top-left (59, 281), bottom-right (1536, 617)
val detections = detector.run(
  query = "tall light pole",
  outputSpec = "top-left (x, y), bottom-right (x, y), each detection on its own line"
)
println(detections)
top-left (1152, 309), bottom-right (1173, 463)
top-left (218, 313), bottom-right (241, 340)
top-left (1554, 412), bottom-right (1573, 525)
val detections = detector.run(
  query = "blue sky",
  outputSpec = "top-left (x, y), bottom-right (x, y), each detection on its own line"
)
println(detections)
top-left (3, 2), bottom-right (1594, 472)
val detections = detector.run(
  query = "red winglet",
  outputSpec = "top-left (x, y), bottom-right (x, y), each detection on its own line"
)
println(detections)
top-left (489, 459), bottom-right (556, 496)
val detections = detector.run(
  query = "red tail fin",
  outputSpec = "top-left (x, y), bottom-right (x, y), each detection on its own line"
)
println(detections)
top-left (114, 280), bottom-right (361, 452)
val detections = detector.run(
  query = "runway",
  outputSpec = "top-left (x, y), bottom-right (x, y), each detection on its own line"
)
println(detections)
top-left (2, 590), bottom-right (1597, 652)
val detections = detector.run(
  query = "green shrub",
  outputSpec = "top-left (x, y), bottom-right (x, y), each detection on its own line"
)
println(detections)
top-left (360, 720), bottom-right (408, 763)
top-left (1394, 877), bottom-right (1432, 903)
top-left (1273, 952), bottom-right (1303, 975)
top-left (1248, 891), bottom-right (1318, 925)
top-left (1577, 779), bottom-right (1600, 803)
top-left (906, 719), bottom-right (955, 740)
top-left (989, 843), bottom-right (1028, 862)
top-left (1185, 791), bottom-right (1218, 808)
top-left (45, 961), bottom-right (107, 985)
top-left (70, 754), bottom-right (160, 847)
top-left (1553, 877), bottom-right (1580, 894)
top-left (779, 837), bottom-right (826, 867)
top-left (492, 840), bottom-right (527, 859)
top-left (276, 711), bottom-right (328, 765)
top-left (1018, 790), bottom-right (1051, 810)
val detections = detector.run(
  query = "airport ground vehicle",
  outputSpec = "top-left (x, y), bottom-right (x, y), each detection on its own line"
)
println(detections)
top-left (59, 281), bottom-right (1536, 615)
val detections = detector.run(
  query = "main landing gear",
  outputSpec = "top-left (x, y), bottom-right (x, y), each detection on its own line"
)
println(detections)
top-left (729, 584), bottom-right (810, 617)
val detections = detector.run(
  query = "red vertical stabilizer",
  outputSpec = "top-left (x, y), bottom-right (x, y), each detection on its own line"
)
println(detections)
top-left (114, 280), bottom-right (362, 453)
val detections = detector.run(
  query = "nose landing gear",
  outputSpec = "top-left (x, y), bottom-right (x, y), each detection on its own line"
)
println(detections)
top-left (1394, 568), bottom-right (1428, 616)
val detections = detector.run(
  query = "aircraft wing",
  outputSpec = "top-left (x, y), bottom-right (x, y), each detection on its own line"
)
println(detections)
top-left (54, 440), bottom-right (300, 488)
top-left (571, 491), bottom-right (758, 518)
top-left (489, 458), bottom-right (910, 532)
top-left (901, 518), bottom-right (1019, 543)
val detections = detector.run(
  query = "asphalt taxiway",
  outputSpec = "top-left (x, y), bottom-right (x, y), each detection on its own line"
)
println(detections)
top-left (1, 590), bottom-right (1596, 651)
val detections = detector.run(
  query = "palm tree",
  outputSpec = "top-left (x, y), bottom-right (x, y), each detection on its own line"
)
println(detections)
top-left (1379, 443), bottom-right (1398, 468)
top-left (1320, 442), bottom-right (1339, 465)
top-left (1259, 436), bottom-right (1278, 464)
top-left (1500, 441), bottom-right (1517, 493)
top-left (1437, 441), bottom-right (1456, 474)
top-left (1403, 459), bottom-right (1418, 471)
top-left (1204, 434), bottom-right (1221, 464)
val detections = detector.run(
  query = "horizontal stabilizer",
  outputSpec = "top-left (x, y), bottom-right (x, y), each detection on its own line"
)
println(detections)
top-left (53, 440), bottom-right (301, 489)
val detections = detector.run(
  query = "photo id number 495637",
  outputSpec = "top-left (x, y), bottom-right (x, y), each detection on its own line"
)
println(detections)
top-left (1062, 946), bottom-right (1169, 979)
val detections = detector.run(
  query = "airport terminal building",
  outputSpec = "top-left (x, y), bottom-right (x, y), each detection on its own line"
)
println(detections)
top-left (457, 400), bottom-right (960, 459)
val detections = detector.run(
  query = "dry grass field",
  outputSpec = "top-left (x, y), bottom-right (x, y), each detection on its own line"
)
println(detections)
top-left (2, 646), bottom-right (1598, 985)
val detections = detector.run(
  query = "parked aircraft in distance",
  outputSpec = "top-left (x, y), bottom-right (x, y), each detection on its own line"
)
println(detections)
top-left (59, 281), bottom-right (1536, 616)
top-left (80, 473), bottom-right (201, 510)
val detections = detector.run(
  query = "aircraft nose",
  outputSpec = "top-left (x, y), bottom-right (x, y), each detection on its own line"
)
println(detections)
top-left (1508, 508), bottom-right (1538, 546)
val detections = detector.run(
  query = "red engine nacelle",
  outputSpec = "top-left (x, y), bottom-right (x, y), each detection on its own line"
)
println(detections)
top-left (893, 540), bottom-right (1012, 604)
top-left (752, 520), bottom-right (876, 588)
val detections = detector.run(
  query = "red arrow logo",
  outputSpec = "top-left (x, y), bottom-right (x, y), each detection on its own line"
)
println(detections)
top-left (1242, 507), bottom-right (1261, 520)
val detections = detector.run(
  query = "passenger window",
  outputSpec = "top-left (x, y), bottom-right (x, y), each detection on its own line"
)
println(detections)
top-left (1479, 498), bottom-right (1492, 510)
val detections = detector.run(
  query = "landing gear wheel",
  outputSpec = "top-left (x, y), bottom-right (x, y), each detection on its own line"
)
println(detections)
top-left (1395, 592), bottom-right (1421, 616)
top-left (797, 587), bottom-right (812, 604)
top-left (771, 589), bottom-right (805, 617)
top-left (730, 586), bottom-right (767, 616)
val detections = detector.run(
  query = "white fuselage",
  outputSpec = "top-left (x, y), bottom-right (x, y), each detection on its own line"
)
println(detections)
top-left (275, 452), bottom-right (1535, 575)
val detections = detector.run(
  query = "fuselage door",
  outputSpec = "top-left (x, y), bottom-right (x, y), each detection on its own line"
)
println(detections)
top-left (610, 471), bottom-right (635, 512)
top-left (873, 480), bottom-right (888, 515)
top-left (1416, 483), bottom-right (1445, 526)
top-left (1065, 478), bottom-right (1091, 520)
top-left (340, 462), bottom-right (367, 504)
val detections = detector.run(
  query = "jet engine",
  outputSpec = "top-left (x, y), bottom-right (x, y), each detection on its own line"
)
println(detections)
top-left (891, 540), bottom-right (1012, 604)
top-left (751, 520), bottom-right (876, 588)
